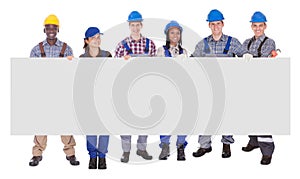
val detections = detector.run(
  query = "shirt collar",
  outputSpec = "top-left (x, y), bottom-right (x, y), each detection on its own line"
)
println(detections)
top-left (207, 34), bottom-right (226, 42)
top-left (42, 38), bottom-right (63, 46)
top-left (129, 34), bottom-right (144, 43)
top-left (256, 34), bottom-right (266, 42)
top-left (169, 44), bottom-right (179, 50)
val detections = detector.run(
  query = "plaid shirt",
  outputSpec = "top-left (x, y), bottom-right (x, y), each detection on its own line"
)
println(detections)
top-left (114, 35), bottom-right (156, 57)
top-left (242, 34), bottom-right (276, 57)
top-left (192, 34), bottom-right (247, 57)
top-left (30, 39), bottom-right (73, 57)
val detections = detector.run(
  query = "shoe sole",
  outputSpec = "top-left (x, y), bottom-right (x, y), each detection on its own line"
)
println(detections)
top-left (177, 158), bottom-right (186, 161)
top-left (261, 161), bottom-right (271, 165)
top-left (242, 146), bottom-right (259, 152)
top-left (120, 159), bottom-right (129, 163)
top-left (222, 153), bottom-right (231, 158)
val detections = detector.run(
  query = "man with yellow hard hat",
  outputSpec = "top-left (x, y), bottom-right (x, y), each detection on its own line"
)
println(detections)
top-left (29, 14), bottom-right (79, 167)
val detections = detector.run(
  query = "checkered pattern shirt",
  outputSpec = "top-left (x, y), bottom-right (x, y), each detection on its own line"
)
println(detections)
top-left (192, 34), bottom-right (247, 57)
top-left (242, 34), bottom-right (276, 57)
top-left (30, 39), bottom-right (73, 57)
top-left (114, 35), bottom-right (156, 57)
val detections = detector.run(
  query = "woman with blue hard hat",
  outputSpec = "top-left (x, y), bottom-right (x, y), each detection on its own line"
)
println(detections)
top-left (241, 11), bottom-right (276, 165)
top-left (157, 20), bottom-right (188, 161)
top-left (80, 27), bottom-right (111, 169)
top-left (157, 20), bottom-right (188, 58)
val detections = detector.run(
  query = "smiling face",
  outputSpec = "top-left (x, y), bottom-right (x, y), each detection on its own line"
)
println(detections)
top-left (44, 24), bottom-right (58, 40)
top-left (129, 22), bottom-right (142, 37)
top-left (85, 33), bottom-right (101, 48)
top-left (251, 22), bottom-right (266, 38)
top-left (167, 27), bottom-right (181, 45)
top-left (208, 21), bottom-right (224, 36)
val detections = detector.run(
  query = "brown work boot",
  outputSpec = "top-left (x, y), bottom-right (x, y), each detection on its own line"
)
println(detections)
top-left (192, 147), bottom-right (212, 157)
top-left (261, 155), bottom-right (272, 165)
top-left (242, 144), bottom-right (259, 152)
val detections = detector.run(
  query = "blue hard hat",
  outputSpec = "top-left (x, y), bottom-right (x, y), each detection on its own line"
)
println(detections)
top-left (250, 11), bottom-right (267, 22)
top-left (207, 9), bottom-right (224, 22)
top-left (164, 20), bottom-right (183, 34)
top-left (84, 27), bottom-right (103, 39)
top-left (128, 11), bottom-right (143, 22)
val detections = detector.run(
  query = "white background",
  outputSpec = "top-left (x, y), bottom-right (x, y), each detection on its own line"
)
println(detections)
top-left (0, 0), bottom-right (299, 178)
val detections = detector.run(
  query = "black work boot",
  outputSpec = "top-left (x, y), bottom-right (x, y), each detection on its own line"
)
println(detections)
top-left (98, 158), bottom-right (107, 169)
top-left (29, 156), bottom-right (43, 167)
top-left (88, 158), bottom-right (97, 169)
top-left (66, 155), bottom-right (80, 166)
top-left (177, 145), bottom-right (186, 161)
top-left (222, 144), bottom-right (231, 158)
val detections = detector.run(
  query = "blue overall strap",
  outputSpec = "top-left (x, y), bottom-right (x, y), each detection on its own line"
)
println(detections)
top-left (204, 37), bottom-right (210, 54)
top-left (163, 45), bottom-right (172, 57)
top-left (223, 36), bottom-right (232, 54)
top-left (144, 38), bottom-right (150, 54)
top-left (122, 40), bottom-right (132, 54)
top-left (101, 50), bottom-right (107, 57)
top-left (179, 48), bottom-right (183, 54)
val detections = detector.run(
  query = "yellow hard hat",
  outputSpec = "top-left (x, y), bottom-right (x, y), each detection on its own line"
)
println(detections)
top-left (44, 14), bottom-right (59, 27)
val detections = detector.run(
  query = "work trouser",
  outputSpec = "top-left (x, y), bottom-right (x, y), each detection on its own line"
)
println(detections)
top-left (32, 135), bottom-right (76, 156)
top-left (87, 135), bottom-right (109, 158)
top-left (159, 135), bottom-right (188, 148)
top-left (198, 135), bottom-right (235, 148)
top-left (120, 135), bottom-right (147, 152)
top-left (248, 135), bottom-right (275, 156)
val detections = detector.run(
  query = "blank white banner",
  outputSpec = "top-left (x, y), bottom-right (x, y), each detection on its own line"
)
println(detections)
top-left (11, 57), bottom-right (290, 135)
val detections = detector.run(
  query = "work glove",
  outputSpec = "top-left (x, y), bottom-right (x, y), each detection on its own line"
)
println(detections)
top-left (243, 53), bottom-right (253, 62)
top-left (175, 54), bottom-right (186, 59)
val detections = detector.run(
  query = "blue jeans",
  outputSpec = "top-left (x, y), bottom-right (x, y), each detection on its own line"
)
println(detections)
top-left (159, 135), bottom-right (188, 148)
top-left (86, 135), bottom-right (109, 158)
